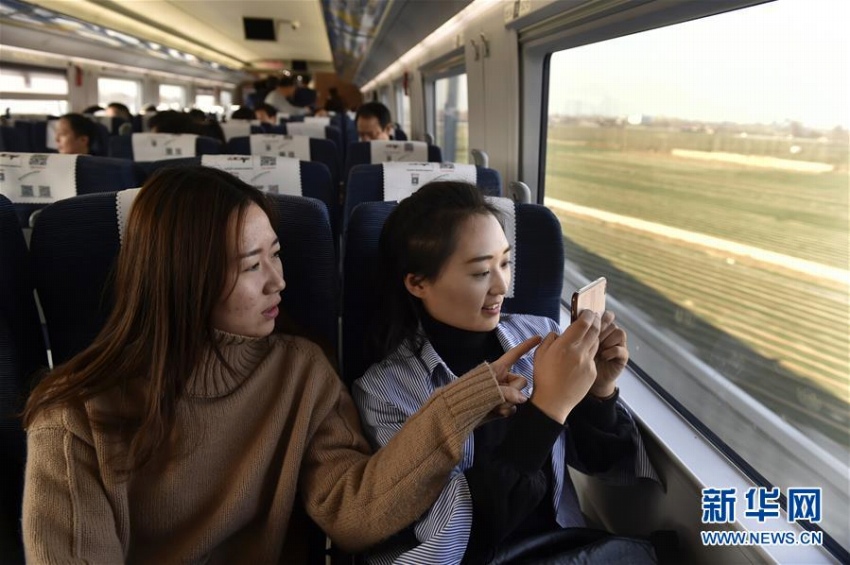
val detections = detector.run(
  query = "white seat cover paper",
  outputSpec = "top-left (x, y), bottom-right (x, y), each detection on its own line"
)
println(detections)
top-left (248, 134), bottom-right (311, 160)
top-left (381, 162), bottom-right (477, 203)
top-left (202, 155), bottom-right (302, 196)
top-left (131, 133), bottom-right (197, 162)
top-left (0, 152), bottom-right (77, 203)
top-left (285, 122), bottom-right (327, 139)
top-left (369, 140), bottom-right (428, 163)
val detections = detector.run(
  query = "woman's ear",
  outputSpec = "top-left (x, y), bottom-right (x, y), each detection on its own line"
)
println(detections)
top-left (404, 273), bottom-right (429, 299)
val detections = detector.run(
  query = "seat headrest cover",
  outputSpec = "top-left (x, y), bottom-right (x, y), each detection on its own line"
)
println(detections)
top-left (201, 155), bottom-right (302, 196)
top-left (285, 122), bottom-right (326, 139)
top-left (304, 116), bottom-right (331, 126)
top-left (381, 162), bottom-right (477, 203)
top-left (485, 196), bottom-right (516, 298)
top-left (116, 187), bottom-right (143, 245)
top-left (131, 133), bottom-right (198, 162)
top-left (45, 120), bottom-right (60, 150)
top-left (369, 140), bottom-right (428, 163)
top-left (220, 121), bottom-right (253, 142)
top-left (0, 152), bottom-right (78, 203)
top-left (248, 134), bottom-right (311, 160)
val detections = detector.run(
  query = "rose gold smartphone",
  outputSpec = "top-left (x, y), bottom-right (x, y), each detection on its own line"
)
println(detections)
top-left (570, 277), bottom-right (607, 322)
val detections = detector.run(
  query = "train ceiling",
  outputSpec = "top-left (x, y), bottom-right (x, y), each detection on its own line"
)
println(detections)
top-left (0, 0), bottom-right (471, 85)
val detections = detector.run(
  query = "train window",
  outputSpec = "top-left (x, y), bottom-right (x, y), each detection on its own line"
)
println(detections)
top-left (97, 77), bottom-right (140, 113)
top-left (194, 89), bottom-right (216, 113)
top-left (541, 0), bottom-right (848, 547)
top-left (158, 84), bottom-right (187, 111)
top-left (0, 65), bottom-right (69, 115)
top-left (434, 72), bottom-right (468, 162)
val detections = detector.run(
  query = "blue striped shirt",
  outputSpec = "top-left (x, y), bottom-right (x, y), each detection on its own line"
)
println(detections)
top-left (353, 313), bottom-right (657, 565)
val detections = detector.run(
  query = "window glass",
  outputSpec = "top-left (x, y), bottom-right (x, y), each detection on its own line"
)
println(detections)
top-left (158, 84), bottom-right (186, 110)
top-left (0, 99), bottom-right (68, 116)
top-left (0, 67), bottom-right (69, 115)
top-left (98, 77), bottom-right (139, 113)
top-left (544, 0), bottom-right (848, 546)
top-left (194, 90), bottom-right (216, 113)
top-left (434, 73), bottom-right (468, 162)
top-left (0, 67), bottom-right (68, 94)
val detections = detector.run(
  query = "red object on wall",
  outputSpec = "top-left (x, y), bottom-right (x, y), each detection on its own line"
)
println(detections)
top-left (74, 65), bottom-right (83, 87)
top-left (403, 71), bottom-right (409, 96)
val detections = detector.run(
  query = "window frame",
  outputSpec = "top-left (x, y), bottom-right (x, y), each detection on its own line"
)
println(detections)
top-left (519, 1), bottom-right (849, 560)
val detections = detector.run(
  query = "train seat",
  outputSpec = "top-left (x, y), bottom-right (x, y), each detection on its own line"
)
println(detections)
top-left (29, 188), bottom-right (338, 367)
top-left (108, 133), bottom-right (222, 162)
top-left (225, 134), bottom-right (342, 190)
top-left (282, 122), bottom-right (344, 159)
top-left (0, 153), bottom-right (143, 227)
top-left (343, 162), bottom-right (502, 233)
top-left (343, 140), bottom-right (442, 182)
top-left (1, 125), bottom-right (31, 152)
top-left (201, 154), bottom-right (340, 241)
top-left (219, 120), bottom-right (264, 142)
top-left (0, 194), bottom-right (48, 561)
top-left (340, 196), bottom-right (563, 385)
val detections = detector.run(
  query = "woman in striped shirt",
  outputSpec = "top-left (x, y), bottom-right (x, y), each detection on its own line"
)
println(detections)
top-left (353, 181), bottom-right (658, 564)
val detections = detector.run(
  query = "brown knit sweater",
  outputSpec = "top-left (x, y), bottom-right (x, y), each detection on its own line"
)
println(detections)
top-left (23, 331), bottom-right (503, 563)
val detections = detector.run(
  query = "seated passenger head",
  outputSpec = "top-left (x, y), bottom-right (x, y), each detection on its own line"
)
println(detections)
top-left (230, 106), bottom-right (256, 120)
top-left (55, 113), bottom-right (96, 154)
top-left (276, 73), bottom-right (297, 95)
top-left (187, 108), bottom-right (206, 123)
top-left (123, 166), bottom-right (283, 339)
top-left (378, 181), bottom-right (509, 351)
top-left (356, 102), bottom-right (393, 141)
top-left (106, 102), bottom-right (132, 121)
top-left (254, 103), bottom-right (278, 124)
top-left (148, 110), bottom-right (201, 134)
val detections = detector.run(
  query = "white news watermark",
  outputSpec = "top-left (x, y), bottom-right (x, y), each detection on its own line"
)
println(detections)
top-left (700, 487), bottom-right (823, 547)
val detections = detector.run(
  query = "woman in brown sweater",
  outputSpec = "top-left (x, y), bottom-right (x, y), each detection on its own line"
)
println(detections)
top-left (21, 166), bottom-right (545, 562)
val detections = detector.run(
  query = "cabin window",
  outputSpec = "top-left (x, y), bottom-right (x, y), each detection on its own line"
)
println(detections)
top-left (0, 65), bottom-right (69, 116)
top-left (158, 84), bottom-right (186, 111)
top-left (434, 72), bottom-right (468, 163)
top-left (97, 77), bottom-right (140, 114)
top-left (194, 89), bottom-right (216, 114)
top-left (540, 0), bottom-right (848, 548)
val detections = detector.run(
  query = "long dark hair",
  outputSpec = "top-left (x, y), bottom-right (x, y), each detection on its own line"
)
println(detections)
top-left (23, 166), bottom-right (276, 471)
top-left (374, 181), bottom-right (502, 358)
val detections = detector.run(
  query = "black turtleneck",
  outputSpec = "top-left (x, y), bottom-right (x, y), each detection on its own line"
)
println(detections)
top-left (420, 312), bottom-right (563, 563)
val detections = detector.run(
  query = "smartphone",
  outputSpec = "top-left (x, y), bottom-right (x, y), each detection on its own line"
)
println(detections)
top-left (571, 277), bottom-right (607, 322)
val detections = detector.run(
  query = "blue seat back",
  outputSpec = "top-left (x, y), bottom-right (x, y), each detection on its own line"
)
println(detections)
top-left (30, 192), bottom-right (337, 366)
top-left (341, 200), bottom-right (563, 384)
top-left (344, 141), bottom-right (442, 181)
top-left (0, 126), bottom-right (30, 152)
top-left (343, 163), bottom-right (502, 233)
top-left (0, 194), bottom-right (47, 560)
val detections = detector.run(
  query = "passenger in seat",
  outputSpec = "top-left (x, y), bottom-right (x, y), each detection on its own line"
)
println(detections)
top-left (254, 102), bottom-right (278, 125)
top-left (355, 101), bottom-right (397, 141)
top-left (54, 113), bottom-right (95, 155)
top-left (353, 181), bottom-right (658, 564)
top-left (21, 166), bottom-right (534, 562)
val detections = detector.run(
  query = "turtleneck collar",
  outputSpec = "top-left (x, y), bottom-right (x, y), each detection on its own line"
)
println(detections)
top-left (420, 310), bottom-right (503, 377)
top-left (185, 329), bottom-right (273, 398)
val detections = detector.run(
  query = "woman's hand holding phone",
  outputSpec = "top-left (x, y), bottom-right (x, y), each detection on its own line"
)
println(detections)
top-left (529, 310), bottom-right (601, 423)
top-left (590, 311), bottom-right (629, 399)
